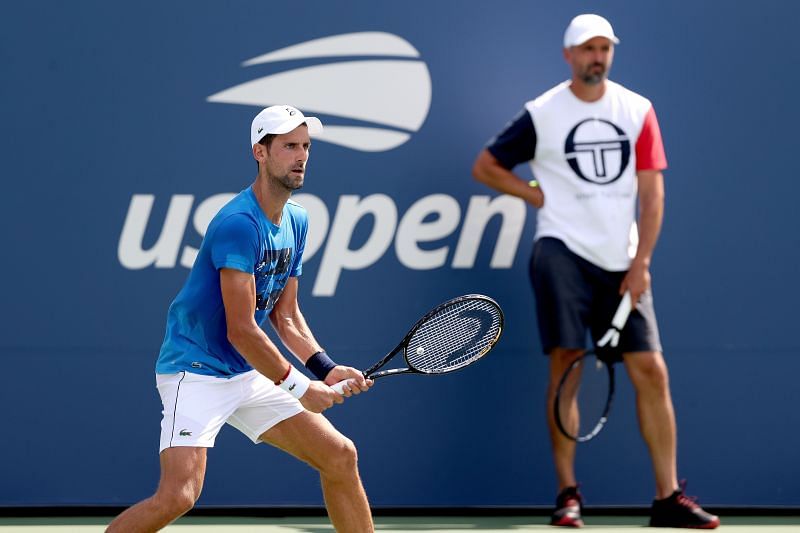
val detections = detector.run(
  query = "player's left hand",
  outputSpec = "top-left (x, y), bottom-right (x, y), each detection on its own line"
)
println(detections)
top-left (324, 366), bottom-right (373, 396)
top-left (620, 259), bottom-right (651, 304)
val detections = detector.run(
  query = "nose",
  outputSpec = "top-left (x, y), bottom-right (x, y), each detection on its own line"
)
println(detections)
top-left (592, 49), bottom-right (607, 64)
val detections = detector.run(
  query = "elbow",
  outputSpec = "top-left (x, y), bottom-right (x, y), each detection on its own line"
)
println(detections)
top-left (642, 189), bottom-right (665, 212)
top-left (226, 328), bottom-right (243, 351)
top-left (472, 156), bottom-right (491, 186)
top-left (651, 183), bottom-right (665, 203)
top-left (638, 170), bottom-right (665, 209)
top-left (226, 323), bottom-right (254, 351)
top-left (472, 165), bottom-right (486, 185)
top-left (472, 149), bottom-right (504, 188)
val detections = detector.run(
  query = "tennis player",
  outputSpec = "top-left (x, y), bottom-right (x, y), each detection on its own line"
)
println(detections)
top-left (472, 14), bottom-right (719, 529)
top-left (107, 105), bottom-right (374, 533)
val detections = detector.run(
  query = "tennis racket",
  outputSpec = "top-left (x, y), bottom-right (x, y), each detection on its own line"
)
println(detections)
top-left (331, 294), bottom-right (504, 393)
top-left (553, 291), bottom-right (632, 442)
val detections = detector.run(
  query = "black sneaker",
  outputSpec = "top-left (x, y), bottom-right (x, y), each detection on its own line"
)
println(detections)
top-left (550, 486), bottom-right (584, 528)
top-left (649, 482), bottom-right (720, 529)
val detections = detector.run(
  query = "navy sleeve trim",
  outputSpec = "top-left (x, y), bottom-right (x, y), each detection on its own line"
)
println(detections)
top-left (486, 109), bottom-right (537, 170)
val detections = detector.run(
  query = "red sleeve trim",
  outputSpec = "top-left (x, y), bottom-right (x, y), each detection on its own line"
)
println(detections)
top-left (635, 106), bottom-right (668, 171)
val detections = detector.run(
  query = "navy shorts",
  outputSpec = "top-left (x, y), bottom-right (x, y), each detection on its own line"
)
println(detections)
top-left (529, 237), bottom-right (662, 359)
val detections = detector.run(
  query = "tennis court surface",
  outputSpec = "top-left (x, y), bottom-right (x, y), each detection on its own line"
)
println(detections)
top-left (1, 514), bottom-right (799, 531)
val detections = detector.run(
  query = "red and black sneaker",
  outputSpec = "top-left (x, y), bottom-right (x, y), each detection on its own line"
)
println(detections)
top-left (550, 486), bottom-right (584, 528)
top-left (649, 481), bottom-right (720, 529)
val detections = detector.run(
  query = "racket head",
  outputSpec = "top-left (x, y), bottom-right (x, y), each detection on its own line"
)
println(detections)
top-left (401, 294), bottom-right (504, 375)
top-left (554, 350), bottom-right (615, 442)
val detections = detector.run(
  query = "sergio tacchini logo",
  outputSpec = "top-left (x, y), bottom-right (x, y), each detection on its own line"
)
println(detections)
top-left (564, 118), bottom-right (631, 185)
top-left (207, 32), bottom-right (432, 152)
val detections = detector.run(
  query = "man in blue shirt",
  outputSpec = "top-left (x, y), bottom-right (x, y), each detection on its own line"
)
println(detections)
top-left (108, 105), bottom-right (374, 532)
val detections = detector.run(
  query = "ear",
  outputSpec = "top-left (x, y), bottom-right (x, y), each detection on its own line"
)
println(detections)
top-left (252, 143), bottom-right (265, 162)
top-left (562, 47), bottom-right (571, 64)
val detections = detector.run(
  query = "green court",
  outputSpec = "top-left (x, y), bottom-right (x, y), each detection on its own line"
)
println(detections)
top-left (1, 515), bottom-right (798, 532)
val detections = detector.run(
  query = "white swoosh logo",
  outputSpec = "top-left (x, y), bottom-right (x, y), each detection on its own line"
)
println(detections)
top-left (207, 32), bottom-right (432, 152)
top-left (241, 31), bottom-right (420, 64)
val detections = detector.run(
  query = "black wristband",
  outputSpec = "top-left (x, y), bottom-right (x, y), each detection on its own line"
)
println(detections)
top-left (305, 350), bottom-right (338, 380)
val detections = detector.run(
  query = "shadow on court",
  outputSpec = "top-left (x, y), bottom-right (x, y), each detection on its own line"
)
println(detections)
top-left (1, 515), bottom-right (800, 531)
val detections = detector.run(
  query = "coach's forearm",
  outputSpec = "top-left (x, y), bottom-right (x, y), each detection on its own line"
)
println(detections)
top-left (634, 201), bottom-right (662, 266)
top-left (633, 171), bottom-right (665, 266)
top-left (472, 150), bottom-right (543, 207)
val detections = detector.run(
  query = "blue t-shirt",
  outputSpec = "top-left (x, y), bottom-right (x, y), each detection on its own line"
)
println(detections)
top-left (155, 186), bottom-right (307, 377)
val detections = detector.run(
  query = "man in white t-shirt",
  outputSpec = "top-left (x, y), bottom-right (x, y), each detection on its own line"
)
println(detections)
top-left (473, 14), bottom-right (719, 529)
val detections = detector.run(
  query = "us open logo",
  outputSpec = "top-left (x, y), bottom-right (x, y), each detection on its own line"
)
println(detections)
top-left (564, 118), bottom-right (630, 185)
top-left (207, 32), bottom-right (432, 152)
top-left (118, 32), bottom-right (527, 296)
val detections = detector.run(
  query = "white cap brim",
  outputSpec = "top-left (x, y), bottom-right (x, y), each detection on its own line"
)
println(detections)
top-left (266, 116), bottom-right (324, 137)
top-left (567, 31), bottom-right (619, 48)
top-left (566, 31), bottom-right (619, 48)
top-left (251, 112), bottom-right (324, 146)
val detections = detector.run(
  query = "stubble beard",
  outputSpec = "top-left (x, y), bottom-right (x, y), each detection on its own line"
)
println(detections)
top-left (274, 172), bottom-right (304, 192)
top-left (264, 161), bottom-right (305, 191)
top-left (581, 63), bottom-right (607, 85)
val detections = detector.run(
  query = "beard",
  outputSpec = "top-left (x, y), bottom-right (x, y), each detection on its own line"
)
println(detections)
top-left (580, 63), bottom-right (607, 85)
top-left (274, 173), bottom-right (304, 191)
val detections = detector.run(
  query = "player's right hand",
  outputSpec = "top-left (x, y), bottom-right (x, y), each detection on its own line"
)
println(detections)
top-left (324, 366), bottom-right (372, 396)
top-left (299, 380), bottom-right (344, 413)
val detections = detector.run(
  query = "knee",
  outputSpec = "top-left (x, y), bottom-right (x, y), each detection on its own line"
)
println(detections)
top-left (318, 437), bottom-right (359, 479)
top-left (628, 353), bottom-right (670, 392)
top-left (154, 483), bottom-right (201, 516)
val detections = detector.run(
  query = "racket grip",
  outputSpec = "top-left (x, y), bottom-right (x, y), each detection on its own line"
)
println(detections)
top-left (611, 291), bottom-right (632, 329)
top-left (597, 291), bottom-right (634, 348)
top-left (330, 379), bottom-right (353, 394)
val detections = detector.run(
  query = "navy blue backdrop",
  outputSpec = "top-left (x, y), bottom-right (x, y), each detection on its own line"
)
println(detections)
top-left (1, 0), bottom-right (798, 508)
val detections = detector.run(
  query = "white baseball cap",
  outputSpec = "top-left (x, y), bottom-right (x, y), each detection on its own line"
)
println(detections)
top-left (250, 105), bottom-right (324, 146)
top-left (563, 14), bottom-right (619, 48)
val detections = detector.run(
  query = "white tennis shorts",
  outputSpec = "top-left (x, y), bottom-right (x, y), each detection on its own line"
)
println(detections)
top-left (156, 369), bottom-right (304, 452)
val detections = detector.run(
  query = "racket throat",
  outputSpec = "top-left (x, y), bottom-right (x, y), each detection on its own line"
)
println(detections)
top-left (369, 367), bottom-right (413, 380)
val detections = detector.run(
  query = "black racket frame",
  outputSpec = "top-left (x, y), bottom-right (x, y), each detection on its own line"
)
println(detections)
top-left (553, 349), bottom-right (616, 443)
top-left (363, 293), bottom-right (504, 380)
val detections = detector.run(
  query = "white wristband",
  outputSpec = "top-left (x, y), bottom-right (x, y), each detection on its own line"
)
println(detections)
top-left (278, 366), bottom-right (311, 399)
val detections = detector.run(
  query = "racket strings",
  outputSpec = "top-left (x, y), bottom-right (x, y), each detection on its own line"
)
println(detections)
top-left (556, 354), bottom-right (612, 441)
top-left (405, 299), bottom-right (501, 373)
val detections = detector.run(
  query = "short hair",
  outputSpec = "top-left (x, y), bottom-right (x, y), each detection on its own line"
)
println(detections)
top-left (258, 133), bottom-right (277, 150)
top-left (256, 133), bottom-right (277, 171)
